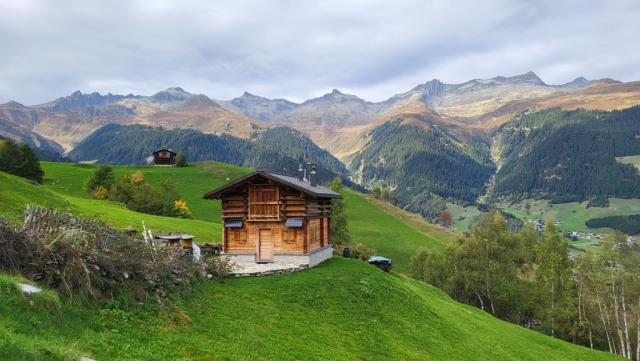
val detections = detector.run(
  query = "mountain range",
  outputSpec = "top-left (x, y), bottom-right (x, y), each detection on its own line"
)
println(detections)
top-left (2, 71), bottom-right (640, 220)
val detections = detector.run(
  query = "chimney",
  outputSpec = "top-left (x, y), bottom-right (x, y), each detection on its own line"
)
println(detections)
top-left (297, 163), bottom-right (304, 181)
top-left (310, 164), bottom-right (317, 187)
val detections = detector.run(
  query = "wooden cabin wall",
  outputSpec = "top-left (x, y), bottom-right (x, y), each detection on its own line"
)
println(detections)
top-left (221, 183), bottom-right (334, 254)
top-left (221, 194), bottom-right (247, 220)
top-left (307, 218), bottom-right (322, 251)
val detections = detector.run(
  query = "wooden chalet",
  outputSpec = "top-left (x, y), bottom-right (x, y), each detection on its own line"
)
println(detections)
top-left (153, 149), bottom-right (176, 165)
top-left (203, 165), bottom-right (340, 266)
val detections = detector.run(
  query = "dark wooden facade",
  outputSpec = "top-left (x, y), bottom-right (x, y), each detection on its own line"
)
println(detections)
top-left (153, 149), bottom-right (176, 165)
top-left (203, 171), bottom-right (341, 262)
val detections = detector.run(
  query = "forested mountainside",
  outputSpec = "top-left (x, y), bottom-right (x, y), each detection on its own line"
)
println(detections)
top-left (69, 124), bottom-right (349, 183)
top-left (350, 117), bottom-right (495, 220)
top-left (493, 106), bottom-right (640, 202)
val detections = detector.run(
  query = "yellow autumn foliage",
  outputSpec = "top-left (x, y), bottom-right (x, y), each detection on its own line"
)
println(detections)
top-left (92, 185), bottom-right (109, 200)
top-left (174, 199), bottom-right (193, 219)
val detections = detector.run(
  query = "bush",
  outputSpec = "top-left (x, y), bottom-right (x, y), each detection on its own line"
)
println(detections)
top-left (173, 200), bottom-right (193, 219)
top-left (92, 185), bottom-right (109, 200)
top-left (349, 243), bottom-right (376, 261)
top-left (175, 152), bottom-right (188, 167)
top-left (108, 173), bottom-right (183, 218)
top-left (0, 206), bottom-right (201, 303)
top-left (203, 256), bottom-right (236, 282)
top-left (86, 165), bottom-right (114, 195)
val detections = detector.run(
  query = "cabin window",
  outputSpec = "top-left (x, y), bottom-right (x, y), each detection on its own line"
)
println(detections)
top-left (248, 185), bottom-right (280, 220)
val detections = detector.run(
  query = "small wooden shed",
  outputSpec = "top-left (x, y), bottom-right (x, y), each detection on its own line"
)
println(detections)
top-left (153, 149), bottom-right (176, 165)
top-left (203, 166), bottom-right (341, 266)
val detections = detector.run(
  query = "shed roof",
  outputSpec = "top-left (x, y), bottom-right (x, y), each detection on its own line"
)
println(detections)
top-left (203, 170), bottom-right (342, 199)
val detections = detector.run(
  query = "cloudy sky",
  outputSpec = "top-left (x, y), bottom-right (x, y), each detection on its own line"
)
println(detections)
top-left (0, 0), bottom-right (639, 104)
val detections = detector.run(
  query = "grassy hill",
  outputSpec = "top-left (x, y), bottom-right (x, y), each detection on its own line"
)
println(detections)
top-left (1, 161), bottom-right (452, 271)
top-left (343, 190), bottom-right (455, 271)
top-left (0, 258), bottom-right (618, 361)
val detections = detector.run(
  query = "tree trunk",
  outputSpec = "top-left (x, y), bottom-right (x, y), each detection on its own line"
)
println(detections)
top-left (476, 291), bottom-right (485, 311)
top-left (636, 296), bottom-right (639, 361)
top-left (597, 291), bottom-right (614, 354)
top-left (621, 283), bottom-right (632, 359)
top-left (612, 283), bottom-right (627, 358)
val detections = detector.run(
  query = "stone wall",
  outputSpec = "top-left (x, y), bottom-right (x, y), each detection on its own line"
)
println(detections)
top-left (222, 246), bottom-right (333, 276)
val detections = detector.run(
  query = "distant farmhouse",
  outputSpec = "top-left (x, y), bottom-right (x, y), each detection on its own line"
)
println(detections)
top-left (203, 164), bottom-right (340, 267)
top-left (153, 149), bottom-right (176, 166)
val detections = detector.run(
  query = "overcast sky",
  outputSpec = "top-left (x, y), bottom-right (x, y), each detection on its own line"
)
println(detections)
top-left (0, 0), bottom-right (639, 105)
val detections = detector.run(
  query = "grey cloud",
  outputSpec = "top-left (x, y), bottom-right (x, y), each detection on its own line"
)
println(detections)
top-left (0, 0), bottom-right (638, 104)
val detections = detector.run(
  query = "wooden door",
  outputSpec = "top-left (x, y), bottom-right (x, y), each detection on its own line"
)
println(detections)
top-left (258, 229), bottom-right (274, 262)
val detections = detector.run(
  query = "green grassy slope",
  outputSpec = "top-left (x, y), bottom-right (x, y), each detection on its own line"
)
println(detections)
top-left (0, 258), bottom-right (618, 361)
top-left (0, 172), bottom-right (69, 224)
top-left (0, 170), bottom-right (219, 242)
top-left (34, 162), bottom-right (450, 270)
top-left (42, 161), bottom-right (252, 222)
top-left (344, 190), bottom-right (453, 272)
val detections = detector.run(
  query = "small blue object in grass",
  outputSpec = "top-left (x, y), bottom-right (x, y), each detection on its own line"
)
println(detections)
top-left (367, 256), bottom-right (392, 272)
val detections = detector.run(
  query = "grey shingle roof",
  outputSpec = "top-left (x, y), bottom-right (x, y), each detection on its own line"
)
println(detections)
top-left (203, 170), bottom-right (342, 199)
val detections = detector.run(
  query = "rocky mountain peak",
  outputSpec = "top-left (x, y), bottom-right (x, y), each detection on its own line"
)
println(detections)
top-left (559, 76), bottom-right (591, 89)
top-left (0, 100), bottom-right (27, 108)
top-left (180, 94), bottom-right (220, 108)
top-left (151, 87), bottom-right (192, 102)
top-left (506, 71), bottom-right (545, 85)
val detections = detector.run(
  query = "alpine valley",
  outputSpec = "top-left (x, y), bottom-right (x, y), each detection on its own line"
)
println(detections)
top-left (3, 71), bottom-right (640, 228)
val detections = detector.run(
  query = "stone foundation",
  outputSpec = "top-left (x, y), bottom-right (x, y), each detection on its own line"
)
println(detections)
top-left (223, 246), bottom-right (333, 276)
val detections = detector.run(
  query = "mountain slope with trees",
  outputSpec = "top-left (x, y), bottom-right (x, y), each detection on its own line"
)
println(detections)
top-left (68, 124), bottom-right (349, 184)
top-left (350, 117), bottom-right (495, 220)
top-left (493, 106), bottom-right (640, 202)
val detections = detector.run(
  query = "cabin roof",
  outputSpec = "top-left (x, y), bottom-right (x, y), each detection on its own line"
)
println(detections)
top-left (153, 148), bottom-right (176, 155)
top-left (203, 170), bottom-right (342, 199)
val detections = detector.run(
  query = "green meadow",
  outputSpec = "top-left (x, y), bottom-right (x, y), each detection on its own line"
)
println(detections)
top-left (2, 161), bottom-right (451, 271)
top-left (0, 259), bottom-right (618, 361)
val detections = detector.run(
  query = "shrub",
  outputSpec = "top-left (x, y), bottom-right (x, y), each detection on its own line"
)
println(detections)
top-left (108, 174), bottom-right (183, 218)
top-left (203, 256), bottom-right (236, 282)
top-left (92, 185), bottom-right (109, 200)
top-left (349, 243), bottom-right (376, 261)
top-left (174, 199), bottom-right (193, 219)
top-left (86, 165), bottom-right (114, 194)
top-left (175, 152), bottom-right (188, 167)
top-left (0, 206), bottom-right (201, 303)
